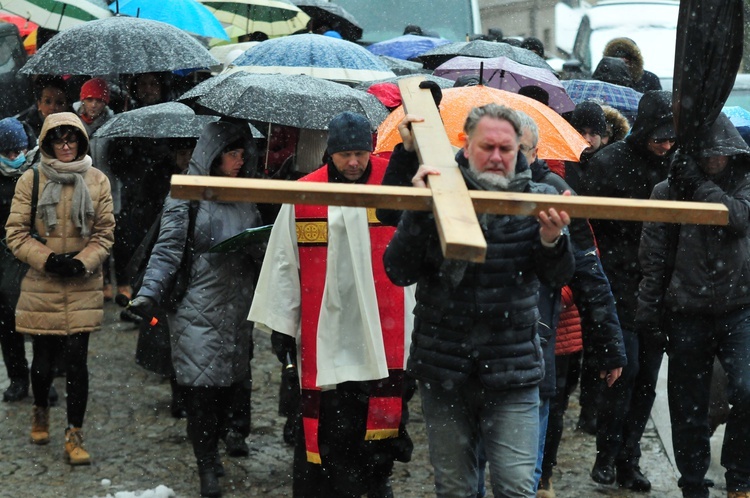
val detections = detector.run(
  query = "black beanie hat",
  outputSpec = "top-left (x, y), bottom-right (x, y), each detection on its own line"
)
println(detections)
top-left (326, 112), bottom-right (373, 154)
top-left (569, 101), bottom-right (607, 136)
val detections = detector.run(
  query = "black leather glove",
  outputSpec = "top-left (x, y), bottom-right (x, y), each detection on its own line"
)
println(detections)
top-left (637, 322), bottom-right (668, 352)
top-left (127, 295), bottom-right (157, 320)
top-left (670, 151), bottom-right (705, 199)
top-left (45, 253), bottom-right (86, 277)
top-left (419, 80), bottom-right (443, 108)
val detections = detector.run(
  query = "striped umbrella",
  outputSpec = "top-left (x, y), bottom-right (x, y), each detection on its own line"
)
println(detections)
top-left (199, 0), bottom-right (310, 38)
top-left (0, 0), bottom-right (111, 31)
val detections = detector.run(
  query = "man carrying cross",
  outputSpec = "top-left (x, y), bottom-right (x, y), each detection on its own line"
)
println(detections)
top-left (383, 103), bottom-right (575, 497)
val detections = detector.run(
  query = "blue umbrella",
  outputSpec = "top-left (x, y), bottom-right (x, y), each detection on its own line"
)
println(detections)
top-left (111, 0), bottom-right (229, 40)
top-left (227, 33), bottom-right (395, 83)
top-left (366, 34), bottom-right (450, 61)
top-left (723, 106), bottom-right (750, 144)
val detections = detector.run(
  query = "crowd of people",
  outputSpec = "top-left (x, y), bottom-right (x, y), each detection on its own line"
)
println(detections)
top-left (0, 20), bottom-right (748, 498)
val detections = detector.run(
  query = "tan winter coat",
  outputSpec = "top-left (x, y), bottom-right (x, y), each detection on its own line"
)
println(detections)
top-left (5, 113), bottom-right (114, 335)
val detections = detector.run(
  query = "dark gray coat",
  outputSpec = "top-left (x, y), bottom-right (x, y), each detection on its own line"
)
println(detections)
top-left (383, 147), bottom-right (575, 391)
top-left (139, 121), bottom-right (263, 387)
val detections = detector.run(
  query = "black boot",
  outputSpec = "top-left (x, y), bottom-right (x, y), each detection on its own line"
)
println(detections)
top-left (223, 430), bottom-right (249, 457)
top-left (617, 465), bottom-right (651, 491)
top-left (48, 384), bottom-right (59, 406)
top-left (199, 468), bottom-right (221, 498)
top-left (591, 453), bottom-right (616, 484)
top-left (3, 377), bottom-right (29, 402)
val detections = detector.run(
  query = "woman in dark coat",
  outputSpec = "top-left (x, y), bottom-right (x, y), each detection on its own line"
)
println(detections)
top-left (129, 120), bottom-right (265, 498)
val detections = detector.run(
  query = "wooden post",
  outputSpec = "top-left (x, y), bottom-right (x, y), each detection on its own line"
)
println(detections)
top-left (397, 77), bottom-right (488, 262)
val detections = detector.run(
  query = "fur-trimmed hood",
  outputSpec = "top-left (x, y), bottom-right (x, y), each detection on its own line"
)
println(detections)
top-left (601, 104), bottom-right (631, 143)
top-left (603, 37), bottom-right (644, 83)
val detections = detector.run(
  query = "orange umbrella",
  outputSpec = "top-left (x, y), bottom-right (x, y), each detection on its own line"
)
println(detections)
top-left (375, 85), bottom-right (588, 161)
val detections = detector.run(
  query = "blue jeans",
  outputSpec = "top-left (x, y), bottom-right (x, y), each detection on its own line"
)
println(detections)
top-left (419, 378), bottom-right (539, 498)
top-left (667, 308), bottom-right (750, 494)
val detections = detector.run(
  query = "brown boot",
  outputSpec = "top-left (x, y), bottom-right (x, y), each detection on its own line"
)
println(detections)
top-left (728, 492), bottom-right (750, 498)
top-left (64, 428), bottom-right (91, 465)
top-left (30, 406), bottom-right (50, 445)
top-left (537, 477), bottom-right (555, 498)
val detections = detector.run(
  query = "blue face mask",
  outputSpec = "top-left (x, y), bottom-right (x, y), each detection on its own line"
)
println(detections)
top-left (0, 153), bottom-right (26, 169)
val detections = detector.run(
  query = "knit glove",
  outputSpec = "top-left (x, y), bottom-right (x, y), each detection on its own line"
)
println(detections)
top-left (670, 151), bottom-right (705, 199)
top-left (419, 80), bottom-right (443, 108)
top-left (45, 253), bottom-right (86, 278)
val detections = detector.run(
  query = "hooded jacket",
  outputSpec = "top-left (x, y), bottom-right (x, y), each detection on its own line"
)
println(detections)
top-left (638, 114), bottom-right (750, 323)
top-left (602, 38), bottom-right (662, 93)
top-left (383, 146), bottom-right (575, 391)
top-left (5, 113), bottom-right (114, 334)
top-left (592, 56), bottom-right (634, 88)
top-left (579, 91), bottom-right (673, 330)
top-left (137, 121), bottom-right (263, 387)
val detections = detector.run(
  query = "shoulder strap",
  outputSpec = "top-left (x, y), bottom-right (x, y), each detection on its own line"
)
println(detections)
top-left (30, 165), bottom-right (39, 229)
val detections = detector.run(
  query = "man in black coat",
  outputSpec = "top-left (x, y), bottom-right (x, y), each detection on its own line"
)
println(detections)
top-left (637, 114), bottom-right (750, 498)
top-left (383, 103), bottom-right (575, 498)
top-left (578, 90), bottom-right (676, 491)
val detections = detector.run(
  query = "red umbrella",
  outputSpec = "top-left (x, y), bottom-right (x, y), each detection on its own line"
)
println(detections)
top-left (0, 12), bottom-right (39, 37)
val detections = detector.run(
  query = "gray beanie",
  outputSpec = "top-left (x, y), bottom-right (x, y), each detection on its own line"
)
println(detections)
top-left (326, 112), bottom-right (373, 155)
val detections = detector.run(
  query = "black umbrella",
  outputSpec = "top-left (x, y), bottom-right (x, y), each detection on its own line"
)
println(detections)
top-left (415, 40), bottom-right (553, 72)
top-left (20, 16), bottom-right (218, 75)
top-left (377, 55), bottom-right (429, 76)
top-left (92, 102), bottom-right (261, 139)
top-left (290, 0), bottom-right (362, 41)
top-left (193, 72), bottom-right (388, 131)
top-left (672, 0), bottom-right (744, 153)
top-left (355, 74), bottom-right (456, 91)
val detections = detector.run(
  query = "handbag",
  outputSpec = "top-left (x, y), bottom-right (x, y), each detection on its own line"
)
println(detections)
top-left (127, 200), bottom-right (198, 312)
top-left (0, 165), bottom-right (41, 308)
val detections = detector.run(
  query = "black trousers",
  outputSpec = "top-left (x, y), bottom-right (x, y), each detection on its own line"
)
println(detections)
top-left (0, 301), bottom-right (28, 381)
top-left (31, 333), bottom-right (90, 427)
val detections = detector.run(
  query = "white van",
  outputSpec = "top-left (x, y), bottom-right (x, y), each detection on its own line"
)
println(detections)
top-left (571, 0), bottom-right (679, 78)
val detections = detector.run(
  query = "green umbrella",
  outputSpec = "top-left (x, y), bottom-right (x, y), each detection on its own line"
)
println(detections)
top-left (0, 0), bottom-right (111, 31)
top-left (199, 0), bottom-right (310, 39)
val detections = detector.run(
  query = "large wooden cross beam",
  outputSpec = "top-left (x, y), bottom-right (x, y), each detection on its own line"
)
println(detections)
top-left (170, 77), bottom-right (728, 262)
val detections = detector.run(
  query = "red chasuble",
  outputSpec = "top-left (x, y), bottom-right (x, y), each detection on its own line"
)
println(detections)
top-left (295, 156), bottom-right (406, 464)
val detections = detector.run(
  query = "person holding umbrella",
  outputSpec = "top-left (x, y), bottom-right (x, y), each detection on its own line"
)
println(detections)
top-left (4, 112), bottom-right (115, 465)
top-left (128, 120), bottom-right (265, 498)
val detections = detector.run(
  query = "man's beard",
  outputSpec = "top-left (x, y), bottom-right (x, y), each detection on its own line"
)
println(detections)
top-left (466, 159), bottom-right (513, 190)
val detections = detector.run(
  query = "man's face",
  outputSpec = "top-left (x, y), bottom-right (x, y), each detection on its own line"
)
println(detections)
top-left (331, 150), bottom-right (370, 181)
top-left (81, 98), bottom-right (106, 120)
top-left (519, 128), bottom-right (538, 165)
top-left (578, 127), bottom-right (603, 155)
top-left (645, 135), bottom-right (676, 157)
top-left (38, 87), bottom-right (67, 119)
top-left (464, 116), bottom-right (519, 178)
top-left (700, 155), bottom-right (728, 176)
top-left (136, 74), bottom-right (162, 106)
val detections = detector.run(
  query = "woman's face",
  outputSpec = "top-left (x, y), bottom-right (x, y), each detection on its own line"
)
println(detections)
top-left (218, 148), bottom-right (244, 177)
top-left (51, 132), bottom-right (79, 162)
top-left (136, 74), bottom-right (162, 106)
top-left (38, 87), bottom-right (68, 119)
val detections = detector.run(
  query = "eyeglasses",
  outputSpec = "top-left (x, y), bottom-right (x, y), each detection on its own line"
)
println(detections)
top-left (519, 144), bottom-right (537, 153)
top-left (51, 138), bottom-right (78, 149)
top-left (651, 137), bottom-right (676, 145)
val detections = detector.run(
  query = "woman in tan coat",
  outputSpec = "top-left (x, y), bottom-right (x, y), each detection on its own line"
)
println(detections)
top-left (5, 112), bottom-right (114, 465)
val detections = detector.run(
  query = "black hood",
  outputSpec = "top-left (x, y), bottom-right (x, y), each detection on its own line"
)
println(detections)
top-left (694, 112), bottom-right (750, 158)
top-left (626, 90), bottom-right (673, 152)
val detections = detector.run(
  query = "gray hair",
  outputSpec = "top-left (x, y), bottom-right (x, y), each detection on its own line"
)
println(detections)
top-left (463, 103), bottom-right (523, 141)
top-left (515, 111), bottom-right (539, 148)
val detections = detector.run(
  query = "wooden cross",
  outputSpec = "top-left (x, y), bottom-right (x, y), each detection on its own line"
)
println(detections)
top-left (170, 77), bottom-right (728, 263)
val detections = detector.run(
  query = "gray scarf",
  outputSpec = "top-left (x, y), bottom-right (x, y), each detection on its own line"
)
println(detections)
top-left (38, 155), bottom-right (95, 237)
top-left (440, 168), bottom-right (533, 287)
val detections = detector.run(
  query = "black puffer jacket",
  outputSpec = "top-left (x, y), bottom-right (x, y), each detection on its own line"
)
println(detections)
top-left (579, 90), bottom-right (673, 330)
top-left (531, 160), bottom-right (626, 380)
top-left (383, 147), bottom-right (575, 390)
top-left (638, 115), bottom-right (750, 324)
